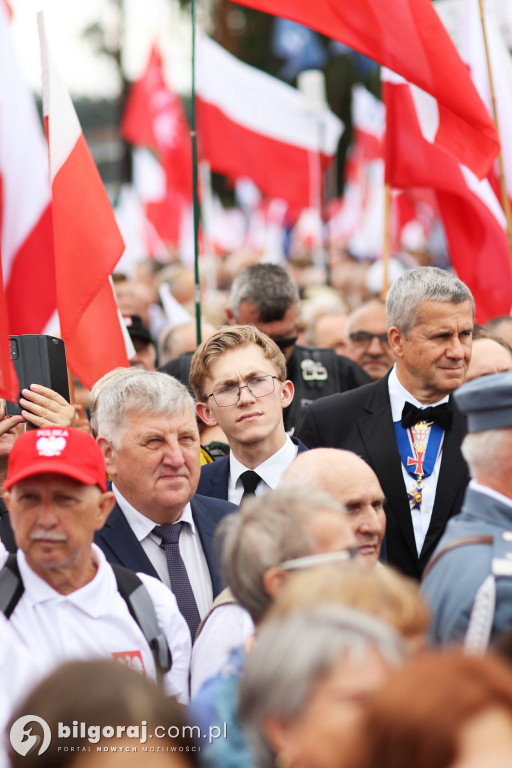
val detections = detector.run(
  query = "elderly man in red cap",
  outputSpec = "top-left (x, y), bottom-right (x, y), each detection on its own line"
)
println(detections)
top-left (0, 426), bottom-right (191, 703)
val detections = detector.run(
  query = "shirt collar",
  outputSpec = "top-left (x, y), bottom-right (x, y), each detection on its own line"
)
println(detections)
top-left (469, 480), bottom-right (512, 511)
top-left (16, 545), bottom-right (115, 618)
top-left (112, 484), bottom-right (196, 540)
top-left (229, 435), bottom-right (298, 490)
top-left (388, 365), bottom-right (449, 423)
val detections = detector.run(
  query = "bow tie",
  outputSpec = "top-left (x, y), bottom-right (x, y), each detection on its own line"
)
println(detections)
top-left (401, 401), bottom-right (453, 431)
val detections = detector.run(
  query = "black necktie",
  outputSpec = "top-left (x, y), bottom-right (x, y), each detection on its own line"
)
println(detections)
top-left (153, 522), bottom-right (201, 640)
top-left (401, 401), bottom-right (453, 431)
top-left (240, 470), bottom-right (261, 501)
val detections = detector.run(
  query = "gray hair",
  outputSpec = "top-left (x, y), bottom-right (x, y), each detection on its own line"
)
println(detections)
top-left (386, 267), bottom-right (474, 336)
top-left (219, 488), bottom-right (346, 624)
top-left (95, 370), bottom-right (195, 448)
top-left (89, 367), bottom-right (142, 435)
top-left (239, 605), bottom-right (405, 768)
top-left (461, 428), bottom-right (512, 478)
top-left (229, 264), bottom-right (299, 323)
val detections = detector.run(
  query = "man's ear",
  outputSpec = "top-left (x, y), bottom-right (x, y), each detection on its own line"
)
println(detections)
top-left (95, 491), bottom-right (116, 530)
top-left (280, 380), bottom-right (294, 410)
top-left (196, 401), bottom-right (218, 428)
top-left (96, 436), bottom-right (118, 479)
top-left (225, 307), bottom-right (236, 326)
top-left (388, 326), bottom-right (405, 358)
top-left (262, 566), bottom-right (289, 601)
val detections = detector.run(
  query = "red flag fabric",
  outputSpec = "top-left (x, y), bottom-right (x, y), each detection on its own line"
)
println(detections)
top-left (229, 0), bottom-right (498, 180)
top-left (0, 2), bottom-right (56, 336)
top-left (38, 14), bottom-right (129, 389)
top-left (121, 44), bottom-right (193, 200)
top-left (383, 71), bottom-right (512, 323)
top-left (196, 34), bottom-right (343, 211)
top-left (0, 188), bottom-right (18, 400)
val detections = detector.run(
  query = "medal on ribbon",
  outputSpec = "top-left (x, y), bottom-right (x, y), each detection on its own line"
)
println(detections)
top-left (394, 419), bottom-right (444, 512)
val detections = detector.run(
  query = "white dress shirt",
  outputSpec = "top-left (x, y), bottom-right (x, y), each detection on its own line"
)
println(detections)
top-left (8, 545), bottom-right (191, 703)
top-left (227, 435), bottom-right (299, 505)
top-left (113, 485), bottom-right (213, 619)
top-left (388, 366), bottom-right (448, 556)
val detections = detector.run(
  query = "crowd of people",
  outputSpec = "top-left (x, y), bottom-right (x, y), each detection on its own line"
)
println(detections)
top-left (2, 259), bottom-right (512, 767)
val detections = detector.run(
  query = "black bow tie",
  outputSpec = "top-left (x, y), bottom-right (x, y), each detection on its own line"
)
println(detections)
top-left (401, 401), bottom-right (453, 431)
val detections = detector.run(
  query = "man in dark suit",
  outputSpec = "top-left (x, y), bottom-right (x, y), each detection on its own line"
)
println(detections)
top-left (295, 267), bottom-right (474, 580)
top-left (94, 370), bottom-right (235, 639)
top-left (160, 264), bottom-right (370, 432)
top-left (190, 326), bottom-right (308, 503)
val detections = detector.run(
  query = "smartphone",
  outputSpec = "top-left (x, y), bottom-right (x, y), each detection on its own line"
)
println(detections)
top-left (6, 335), bottom-right (70, 416)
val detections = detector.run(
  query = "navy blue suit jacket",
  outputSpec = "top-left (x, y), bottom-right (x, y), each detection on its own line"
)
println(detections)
top-left (94, 494), bottom-right (236, 598)
top-left (196, 437), bottom-right (309, 501)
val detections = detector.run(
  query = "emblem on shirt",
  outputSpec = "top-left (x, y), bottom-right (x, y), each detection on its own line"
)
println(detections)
top-left (36, 434), bottom-right (67, 457)
top-left (300, 359), bottom-right (328, 381)
top-left (112, 650), bottom-right (146, 675)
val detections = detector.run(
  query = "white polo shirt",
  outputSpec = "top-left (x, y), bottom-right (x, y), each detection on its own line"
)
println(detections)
top-left (8, 545), bottom-right (191, 704)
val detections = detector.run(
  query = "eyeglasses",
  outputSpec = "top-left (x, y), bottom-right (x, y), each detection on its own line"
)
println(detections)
top-left (348, 331), bottom-right (390, 347)
top-left (208, 375), bottom-right (279, 407)
top-left (279, 548), bottom-right (360, 571)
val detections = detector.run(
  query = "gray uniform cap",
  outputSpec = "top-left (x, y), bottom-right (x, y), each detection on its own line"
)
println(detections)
top-left (453, 371), bottom-right (512, 432)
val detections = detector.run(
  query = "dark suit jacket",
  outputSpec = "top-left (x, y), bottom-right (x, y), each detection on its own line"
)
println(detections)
top-left (294, 374), bottom-right (469, 580)
top-left (94, 494), bottom-right (236, 598)
top-left (196, 437), bottom-right (309, 500)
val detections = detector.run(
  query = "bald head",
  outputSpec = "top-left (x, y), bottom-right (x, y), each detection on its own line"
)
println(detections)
top-left (345, 300), bottom-right (395, 380)
top-left (281, 449), bottom-right (386, 563)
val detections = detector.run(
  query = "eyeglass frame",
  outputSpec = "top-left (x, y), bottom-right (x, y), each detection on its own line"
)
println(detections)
top-left (207, 374), bottom-right (280, 407)
top-left (348, 331), bottom-right (390, 347)
top-left (278, 548), bottom-right (361, 571)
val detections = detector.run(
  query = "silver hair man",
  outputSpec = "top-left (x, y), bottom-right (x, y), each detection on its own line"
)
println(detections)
top-left (239, 605), bottom-right (405, 768)
top-left (386, 266), bottom-right (474, 336)
top-left (95, 370), bottom-right (195, 448)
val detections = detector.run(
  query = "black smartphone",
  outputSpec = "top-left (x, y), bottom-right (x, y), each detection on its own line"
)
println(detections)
top-left (6, 335), bottom-right (70, 416)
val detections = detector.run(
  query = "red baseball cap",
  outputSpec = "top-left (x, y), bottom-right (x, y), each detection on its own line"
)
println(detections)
top-left (4, 427), bottom-right (107, 492)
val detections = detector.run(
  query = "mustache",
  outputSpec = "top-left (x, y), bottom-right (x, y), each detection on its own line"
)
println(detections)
top-left (30, 530), bottom-right (67, 542)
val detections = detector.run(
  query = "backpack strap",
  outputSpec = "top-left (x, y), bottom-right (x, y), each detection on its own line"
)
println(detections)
top-left (0, 554), bottom-right (24, 619)
top-left (111, 564), bottom-right (172, 681)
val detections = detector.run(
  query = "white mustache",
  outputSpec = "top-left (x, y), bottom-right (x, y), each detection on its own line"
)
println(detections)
top-left (30, 530), bottom-right (67, 542)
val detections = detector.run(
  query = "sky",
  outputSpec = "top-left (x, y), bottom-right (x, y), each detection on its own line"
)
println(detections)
top-left (9, 0), bottom-right (193, 98)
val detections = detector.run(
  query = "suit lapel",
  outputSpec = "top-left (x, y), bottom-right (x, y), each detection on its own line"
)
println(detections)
top-left (356, 376), bottom-right (419, 563)
top-left (201, 457), bottom-right (230, 500)
top-left (191, 497), bottom-right (223, 597)
top-left (420, 401), bottom-right (468, 561)
top-left (96, 503), bottom-right (160, 579)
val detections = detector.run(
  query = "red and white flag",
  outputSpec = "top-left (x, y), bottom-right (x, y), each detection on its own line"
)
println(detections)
top-left (383, 70), bottom-right (512, 323)
top-left (0, 2), bottom-right (56, 337)
top-left (38, 13), bottom-right (130, 389)
top-left (228, 0), bottom-right (498, 179)
top-left (196, 34), bottom-right (343, 211)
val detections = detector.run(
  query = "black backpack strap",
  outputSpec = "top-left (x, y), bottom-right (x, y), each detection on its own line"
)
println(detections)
top-left (0, 553), bottom-right (24, 619)
top-left (110, 564), bottom-right (172, 681)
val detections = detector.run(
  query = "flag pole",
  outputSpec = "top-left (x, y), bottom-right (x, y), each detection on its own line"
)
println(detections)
top-left (380, 183), bottom-right (392, 300)
top-left (478, 0), bottom-right (512, 265)
top-left (191, 0), bottom-right (202, 346)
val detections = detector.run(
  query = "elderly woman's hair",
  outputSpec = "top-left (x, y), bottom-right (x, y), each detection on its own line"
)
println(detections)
top-left (347, 650), bottom-right (512, 768)
top-left (94, 370), bottom-right (195, 447)
top-left (239, 605), bottom-right (404, 768)
top-left (386, 267), bottom-right (474, 336)
top-left (218, 488), bottom-right (346, 625)
top-left (9, 659), bottom-right (197, 768)
top-left (266, 562), bottom-right (430, 640)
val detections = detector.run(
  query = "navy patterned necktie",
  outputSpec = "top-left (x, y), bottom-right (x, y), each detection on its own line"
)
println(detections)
top-left (153, 522), bottom-right (201, 640)
top-left (240, 470), bottom-right (261, 502)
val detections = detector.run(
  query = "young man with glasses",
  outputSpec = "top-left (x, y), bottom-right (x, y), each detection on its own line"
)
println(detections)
top-left (190, 325), bottom-right (308, 503)
top-left (345, 300), bottom-right (395, 380)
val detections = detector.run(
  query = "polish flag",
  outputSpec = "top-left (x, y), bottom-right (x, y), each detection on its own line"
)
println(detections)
top-left (0, 2), bottom-right (56, 336)
top-left (196, 34), bottom-right (343, 211)
top-left (38, 13), bottom-right (130, 389)
top-left (351, 85), bottom-right (384, 161)
top-left (228, 0), bottom-right (498, 179)
top-left (383, 70), bottom-right (512, 323)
